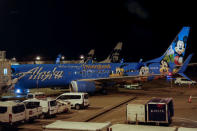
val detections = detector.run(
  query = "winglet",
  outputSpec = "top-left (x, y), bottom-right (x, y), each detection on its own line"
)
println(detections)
top-left (56, 54), bottom-right (62, 64)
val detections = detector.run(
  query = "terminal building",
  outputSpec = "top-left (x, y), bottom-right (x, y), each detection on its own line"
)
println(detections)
top-left (0, 51), bottom-right (11, 94)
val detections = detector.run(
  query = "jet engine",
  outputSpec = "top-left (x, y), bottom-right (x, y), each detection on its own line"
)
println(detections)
top-left (70, 80), bottom-right (96, 93)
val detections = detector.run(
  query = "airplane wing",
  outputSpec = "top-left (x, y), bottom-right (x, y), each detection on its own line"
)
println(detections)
top-left (70, 74), bottom-right (164, 93)
top-left (78, 74), bottom-right (163, 84)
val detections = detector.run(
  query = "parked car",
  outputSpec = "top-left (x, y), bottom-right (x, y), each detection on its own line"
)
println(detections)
top-left (26, 92), bottom-right (46, 100)
top-left (174, 77), bottom-right (197, 85)
top-left (56, 92), bottom-right (89, 110)
top-left (124, 83), bottom-right (142, 90)
top-left (0, 101), bottom-right (26, 125)
top-left (56, 100), bottom-right (71, 114)
top-left (23, 99), bottom-right (43, 121)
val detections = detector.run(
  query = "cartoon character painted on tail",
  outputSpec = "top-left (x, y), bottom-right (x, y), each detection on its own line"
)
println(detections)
top-left (174, 36), bottom-right (187, 65)
top-left (163, 27), bottom-right (190, 66)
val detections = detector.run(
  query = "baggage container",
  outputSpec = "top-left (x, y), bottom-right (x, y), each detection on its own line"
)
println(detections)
top-left (147, 98), bottom-right (174, 124)
top-left (126, 98), bottom-right (174, 125)
top-left (43, 120), bottom-right (111, 131)
top-left (108, 124), bottom-right (176, 131)
top-left (178, 127), bottom-right (197, 131)
top-left (126, 99), bottom-right (149, 123)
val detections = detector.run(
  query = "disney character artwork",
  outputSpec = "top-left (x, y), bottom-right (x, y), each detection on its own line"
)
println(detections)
top-left (163, 36), bottom-right (187, 65)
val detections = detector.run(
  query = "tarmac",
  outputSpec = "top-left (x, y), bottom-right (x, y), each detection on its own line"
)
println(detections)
top-left (3, 78), bottom-right (197, 131)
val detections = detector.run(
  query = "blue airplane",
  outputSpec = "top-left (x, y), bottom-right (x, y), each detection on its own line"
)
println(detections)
top-left (11, 27), bottom-right (191, 94)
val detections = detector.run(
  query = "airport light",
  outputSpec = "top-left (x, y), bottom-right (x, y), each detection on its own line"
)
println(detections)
top-left (36, 56), bottom-right (41, 60)
top-left (61, 56), bottom-right (65, 60)
top-left (12, 57), bottom-right (16, 61)
top-left (80, 55), bottom-right (84, 60)
top-left (16, 89), bottom-right (21, 94)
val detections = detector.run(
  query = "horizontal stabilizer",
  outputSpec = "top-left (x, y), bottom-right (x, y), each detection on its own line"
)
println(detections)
top-left (178, 54), bottom-right (193, 74)
top-left (178, 73), bottom-right (191, 81)
top-left (177, 54), bottom-right (193, 80)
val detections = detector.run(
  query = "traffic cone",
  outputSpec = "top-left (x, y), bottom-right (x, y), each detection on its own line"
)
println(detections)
top-left (188, 96), bottom-right (192, 103)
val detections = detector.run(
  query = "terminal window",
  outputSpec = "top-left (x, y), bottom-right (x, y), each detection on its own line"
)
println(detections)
top-left (4, 68), bottom-right (7, 75)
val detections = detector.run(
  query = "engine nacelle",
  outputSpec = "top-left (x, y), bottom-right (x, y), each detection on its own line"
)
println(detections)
top-left (70, 80), bottom-right (96, 93)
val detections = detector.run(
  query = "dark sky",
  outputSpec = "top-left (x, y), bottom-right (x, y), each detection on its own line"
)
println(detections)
top-left (0, 0), bottom-right (196, 62)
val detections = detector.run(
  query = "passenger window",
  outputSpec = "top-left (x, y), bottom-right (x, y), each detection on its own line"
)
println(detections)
top-left (25, 102), bottom-right (36, 109)
top-left (58, 96), bottom-right (62, 99)
top-left (12, 105), bottom-right (25, 114)
top-left (36, 94), bottom-right (45, 99)
top-left (50, 101), bottom-right (57, 106)
top-left (34, 102), bottom-right (40, 107)
top-left (59, 95), bottom-right (68, 100)
top-left (71, 95), bottom-right (81, 99)
top-left (65, 95), bottom-right (71, 99)
top-left (84, 94), bottom-right (88, 99)
top-left (27, 94), bottom-right (33, 98)
top-left (0, 106), bottom-right (7, 113)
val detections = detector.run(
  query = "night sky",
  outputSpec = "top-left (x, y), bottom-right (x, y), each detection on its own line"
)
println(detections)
top-left (0, 0), bottom-right (196, 62)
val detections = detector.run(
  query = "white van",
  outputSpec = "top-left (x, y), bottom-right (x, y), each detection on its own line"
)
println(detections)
top-left (56, 92), bottom-right (89, 110)
top-left (0, 101), bottom-right (26, 125)
top-left (26, 92), bottom-right (46, 100)
top-left (23, 99), bottom-right (43, 121)
top-left (39, 99), bottom-right (58, 118)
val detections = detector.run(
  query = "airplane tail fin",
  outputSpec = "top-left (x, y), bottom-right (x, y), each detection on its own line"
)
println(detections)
top-left (56, 54), bottom-right (62, 64)
top-left (146, 27), bottom-right (190, 65)
top-left (163, 26), bottom-right (190, 65)
top-left (100, 42), bottom-right (123, 63)
top-left (84, 49), bottom-right (95, 64)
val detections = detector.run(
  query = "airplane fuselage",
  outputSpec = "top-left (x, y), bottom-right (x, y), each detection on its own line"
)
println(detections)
top-left (11, 62), bottom-right (173, 90)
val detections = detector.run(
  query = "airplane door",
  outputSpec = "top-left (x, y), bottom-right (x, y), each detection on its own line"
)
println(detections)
top-left (87, 70), bottom-right (93, 78)
top-left (82, 70), bottom-right (86, 78)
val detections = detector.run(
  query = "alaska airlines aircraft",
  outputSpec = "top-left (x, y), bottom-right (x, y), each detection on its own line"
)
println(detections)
top-left (11, 27), bottom-right (191, 93)
top-left (99, 42), bottom-right (123, 63)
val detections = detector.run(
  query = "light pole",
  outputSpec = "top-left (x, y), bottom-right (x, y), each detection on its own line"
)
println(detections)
top-left (80, 55), bottom-right (84, 60)
top-left (35, 56), bottom-right (41, 64)
top-left (36, 56), bottom-right (41, 60)
top-left (61, 56), bottom-right (65, 60)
